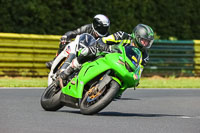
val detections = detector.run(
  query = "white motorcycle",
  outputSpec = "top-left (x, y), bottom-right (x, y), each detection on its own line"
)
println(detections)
top-left (47, 33), bottom-right (96, 85)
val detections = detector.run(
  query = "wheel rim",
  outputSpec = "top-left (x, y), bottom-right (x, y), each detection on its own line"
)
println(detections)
top-left (83, 84), bottom-right (108, 107)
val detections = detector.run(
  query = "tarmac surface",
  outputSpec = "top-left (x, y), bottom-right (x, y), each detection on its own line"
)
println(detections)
top-left (0, 88), bottom-right (200, 133)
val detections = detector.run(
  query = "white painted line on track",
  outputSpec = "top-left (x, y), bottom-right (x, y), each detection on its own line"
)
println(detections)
top-left (179, 116), bottom-right (192, 119)
top-left (178, 116), bottom-right (200, 119)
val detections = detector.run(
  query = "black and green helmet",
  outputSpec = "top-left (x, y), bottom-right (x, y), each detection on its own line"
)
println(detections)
top-left (131, 24), bottom-right (154, 50)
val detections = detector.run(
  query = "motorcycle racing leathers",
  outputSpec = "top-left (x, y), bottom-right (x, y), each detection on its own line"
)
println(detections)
top-left (58, 24), bottom-right (110, 54)
top-left (59, 31), bottom-right (150, 81)
top-left (46, 24), bottom-right (110, 69)
top-left (100, 31), bottom-right (149, 66)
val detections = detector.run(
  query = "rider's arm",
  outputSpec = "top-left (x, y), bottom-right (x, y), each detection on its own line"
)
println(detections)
top-left (141, 49), bottom-right (149, 66)
top-left (101, 31), bottom-right (131, 45)
top-left (64, 24), bottom-right (92, 41)
top-left (78, 31), bottom-right (132, 61)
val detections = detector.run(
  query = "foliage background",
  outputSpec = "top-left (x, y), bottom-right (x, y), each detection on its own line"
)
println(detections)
top-left (0, 0), bottom-right (199, 39)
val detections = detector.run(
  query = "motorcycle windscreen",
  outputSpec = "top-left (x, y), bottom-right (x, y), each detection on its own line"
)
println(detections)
top-left (77, 33), bottom-right (96, 50)
top-left (125, 46), bottom-right (141, 67)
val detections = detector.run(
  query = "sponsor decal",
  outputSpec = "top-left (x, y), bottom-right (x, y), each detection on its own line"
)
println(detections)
top-left (133, 74), bottom-right (138, 80)
top-left (66, 46), bottom-right (71, 54)
top-left (131, 56), bottom-right (138, 63)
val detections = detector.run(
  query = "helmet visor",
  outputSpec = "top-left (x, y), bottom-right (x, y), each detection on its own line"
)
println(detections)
top-left (140, 38), bottom-right (154, 48)
top-left (95, 25), bottom-right (109, 36)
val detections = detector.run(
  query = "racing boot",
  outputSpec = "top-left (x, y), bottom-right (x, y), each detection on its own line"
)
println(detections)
top-left (54, 67), bottom-right (74, 89)
top-left (60, 66), bottom-right (74, 80)
top-left (45, 60), bottom-right (53, 69)
top-left (45, 57), bottom-right (56, 70)
top-left (58, 66), bottom-right (75, 88)
top-left (58, 58), bottom-right (81, 87)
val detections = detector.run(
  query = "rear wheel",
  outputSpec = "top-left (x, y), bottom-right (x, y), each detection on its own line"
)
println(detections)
top-left (80, 80), bottom-right (120, 115)
top-left (40, 82), bottom-right (63, 111)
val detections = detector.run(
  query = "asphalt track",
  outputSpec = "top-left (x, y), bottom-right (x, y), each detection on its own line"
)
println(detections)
top-left (0, 88), bottom-right (200, 133)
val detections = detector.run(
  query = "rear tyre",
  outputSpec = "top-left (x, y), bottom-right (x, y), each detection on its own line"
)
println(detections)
top-left (41, 82), bottom-right (63, 111)
top-left (80, 80), bottom-right (120, 115)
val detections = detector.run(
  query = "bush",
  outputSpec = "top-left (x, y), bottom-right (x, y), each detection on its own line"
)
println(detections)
top-left (0, 0), bottom-right (199, 39)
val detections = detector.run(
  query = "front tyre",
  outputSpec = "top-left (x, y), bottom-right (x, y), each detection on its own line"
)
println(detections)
top-left (40, 82), bottom-right (63, 111)
top-left (80, 80), bottom-right (120, 115)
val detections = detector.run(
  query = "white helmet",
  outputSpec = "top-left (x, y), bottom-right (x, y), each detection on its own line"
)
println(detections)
top-left (92, 14), bottom-right (110, 37)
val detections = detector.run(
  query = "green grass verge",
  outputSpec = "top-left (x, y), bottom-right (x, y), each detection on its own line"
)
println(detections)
top-left (138, 77), bottom-right (200, 88)
top-left (0, 77), bottom-right (48, 87)
top-left (0, 77), bottom-right (200, 88)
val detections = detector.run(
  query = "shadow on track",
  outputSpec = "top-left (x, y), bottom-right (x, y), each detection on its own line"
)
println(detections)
top-left (57, 110), bottom-right (182, 118)
top-left (97, 111), bottom-right (182, 117)
top-left (114, 98), bottom-right (140, 101)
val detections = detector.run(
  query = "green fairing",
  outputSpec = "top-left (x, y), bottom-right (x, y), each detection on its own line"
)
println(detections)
top-left (62, 43), bottom-right (142, 98)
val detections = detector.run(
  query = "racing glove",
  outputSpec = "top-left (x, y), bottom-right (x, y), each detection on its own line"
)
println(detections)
top-left (60, 35), bottom-right (68, 45)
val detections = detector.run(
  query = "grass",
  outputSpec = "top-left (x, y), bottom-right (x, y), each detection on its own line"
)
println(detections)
top-left (0, 76), bottom-right (200, 88)
top-left (0, 77), bottom-right (47, 87)
top-left (138, 76), bottom-right (200, 88)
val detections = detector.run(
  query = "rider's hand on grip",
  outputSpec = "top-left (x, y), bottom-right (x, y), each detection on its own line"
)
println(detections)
top-left (60, 35), bottom-right (68, 45)
top-left (109, 45), bottom-right (122, 53)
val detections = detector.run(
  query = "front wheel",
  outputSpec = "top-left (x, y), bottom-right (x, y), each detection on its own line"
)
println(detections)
top-left (40, 82), bottom-right (63, 111)
top-left (80, 80), bottom-right (120, 115)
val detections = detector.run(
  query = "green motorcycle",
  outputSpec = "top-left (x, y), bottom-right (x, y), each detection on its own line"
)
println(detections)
top-left (41, 37), bottom-right (143, 115)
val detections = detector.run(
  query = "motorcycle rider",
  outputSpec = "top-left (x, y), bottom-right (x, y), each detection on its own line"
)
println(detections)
top-left (46, 14), bottom-right (111, 69)
top-left (99, 24), bottom-right (154, 66)
top-left (58, 24), bottom-right (154, 90)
